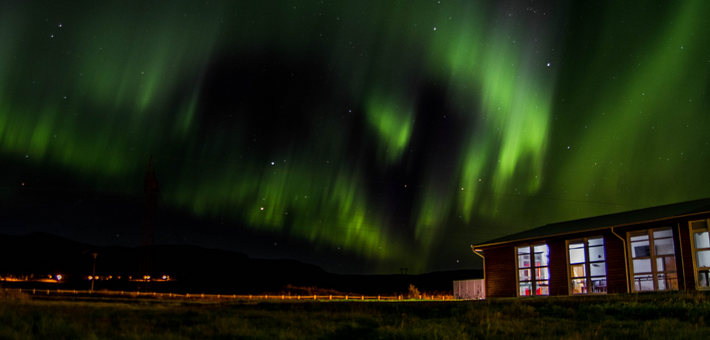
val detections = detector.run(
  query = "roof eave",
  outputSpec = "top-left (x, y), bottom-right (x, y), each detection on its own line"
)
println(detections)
top-left (472, 209), bottom-right (710, 250)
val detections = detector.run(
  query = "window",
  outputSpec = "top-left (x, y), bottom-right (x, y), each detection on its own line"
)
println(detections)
top-left (628, 228), bottom-right (678, 292)
top-left (567, 237), bottom-right (607, 294)
top-left (690, 220), bottom-right (710, 289)
top-left (516, 244), bottom-right (549, 296)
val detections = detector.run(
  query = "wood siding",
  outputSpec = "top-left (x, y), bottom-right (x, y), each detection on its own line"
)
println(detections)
top-left (604, 232), bottom-right (628, 294)
top-left (678, 221), bottom-right (695, 290)
top-left (483, 246), bottom-right (516, 298)
top-left (547, 239), bottom-right (567, 296)
top-left (478, 213), bottom-right (710, 298)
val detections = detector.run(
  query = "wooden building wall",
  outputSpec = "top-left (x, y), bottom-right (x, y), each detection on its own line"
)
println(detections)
top-left (603, 231), bottom-right (628, 294)
top-left (678, 221), bottom-right (695, 290)
top-left (547, 239), bottom-right (567, 296)
top-left (616, 218), bottom-right (698, 292)
top-left (482, 246), bottom-right (516, 298)
top-left (480, 214), bottom-right (710, 299)
top-left (483, 231), bottom-right (629, 297)
top-left (547, 230), bottom-right (628, 296)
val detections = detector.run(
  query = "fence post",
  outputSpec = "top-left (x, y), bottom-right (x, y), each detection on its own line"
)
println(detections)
top-left (378, 295), bottom-right (380, 300)
top-left (345, 295), bottom-right (348, 300)
top-left (329, 295), bottom-right (332, 300)
top-left (313, 295), bottom-right (316, 300)
top-left (298, 295), bottom-right (300, 299)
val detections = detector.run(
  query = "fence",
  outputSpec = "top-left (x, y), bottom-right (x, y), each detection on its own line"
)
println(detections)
top-left (453, 279), bottom-right (485, 300)
top-left (3, 288), bottom-right (455, 301)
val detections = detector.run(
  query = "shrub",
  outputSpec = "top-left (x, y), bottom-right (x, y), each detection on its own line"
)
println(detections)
top-left (407, 284), bottom-right (421, 299)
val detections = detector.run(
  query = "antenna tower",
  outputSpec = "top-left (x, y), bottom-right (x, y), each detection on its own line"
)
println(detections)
top-left (139, 155), bottom-right (159, 291)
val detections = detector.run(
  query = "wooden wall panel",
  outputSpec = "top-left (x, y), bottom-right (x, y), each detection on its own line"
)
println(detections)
top-left (477, 213), bottom-right (710, 299)
top-left (483, 246), bottom-right (516, 298)
top-left (604, 231), bottom-right (628, 294)
top-left (548, 239), bottom-right (568, 296)
top-left (677, 222), bottom-right (696, 290)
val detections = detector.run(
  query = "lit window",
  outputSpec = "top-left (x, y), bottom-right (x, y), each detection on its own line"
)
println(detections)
top-left (690, 220), bottom-right (710, 289)
top-left (567, 237), bottom-right (607, 294)
top-left (516, 244), bottom-right (549, 296)
top-left (628, 228), bottom-right (678, 292)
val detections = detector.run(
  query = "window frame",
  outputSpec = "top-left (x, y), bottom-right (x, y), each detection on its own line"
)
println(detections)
top-left (565, 237), bottom-right (607, 295)
top-left (515, 243), bottom-right (550, 297)
top-left (689, 219), bottom-right (710, 290)
top-left (626, 227), bottom-right (678, 292)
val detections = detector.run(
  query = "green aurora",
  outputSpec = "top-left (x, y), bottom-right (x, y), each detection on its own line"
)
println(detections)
top-left (1, 0), bottom-right (709, 274)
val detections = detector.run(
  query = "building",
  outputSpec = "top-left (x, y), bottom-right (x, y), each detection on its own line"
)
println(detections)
top-left (471, 198), bottom-right (710, 298)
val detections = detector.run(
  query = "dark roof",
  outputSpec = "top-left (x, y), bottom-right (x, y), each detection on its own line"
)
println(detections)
top-left (473, 197), bottom-right (710, 248)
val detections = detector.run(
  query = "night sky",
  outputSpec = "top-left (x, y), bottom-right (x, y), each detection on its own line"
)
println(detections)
top-left (1, 0), bottom-right (709, 275)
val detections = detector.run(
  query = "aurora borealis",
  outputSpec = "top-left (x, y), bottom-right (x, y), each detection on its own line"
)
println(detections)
top-left (1, 0), bottom-right (710, 274)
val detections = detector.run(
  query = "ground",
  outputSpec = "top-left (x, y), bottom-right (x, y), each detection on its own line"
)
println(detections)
top-left (1, 290), bottom-right (710, 339)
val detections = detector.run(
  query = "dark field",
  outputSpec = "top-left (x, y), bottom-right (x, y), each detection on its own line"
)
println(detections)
top-left (2, 290), bottom-right (710, 339)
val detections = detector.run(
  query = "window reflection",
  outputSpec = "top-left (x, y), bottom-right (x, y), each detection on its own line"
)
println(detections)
top-left (568, 237), bottom-right (606, 294)
top-left (517, 244), bottom-right (549, 296)
top-left (691, 220), bottom-right (710, 290)
top-left (629, 228), bottom-right (677, 292)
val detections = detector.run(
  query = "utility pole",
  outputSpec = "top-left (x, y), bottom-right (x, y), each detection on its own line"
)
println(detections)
top-left (139, 156), bottom-right (159, 292)
top-left (91, 252), bottom-right (97, 292)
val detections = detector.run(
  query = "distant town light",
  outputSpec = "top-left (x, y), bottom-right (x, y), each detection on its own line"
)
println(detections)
top-left (162, 275), bottom-right (167, 280)
top-left (56, 275), bottom-right (62, 281)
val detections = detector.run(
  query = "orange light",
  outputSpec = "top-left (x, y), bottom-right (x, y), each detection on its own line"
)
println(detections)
top-left (88, 276), bottom-right (93, 280)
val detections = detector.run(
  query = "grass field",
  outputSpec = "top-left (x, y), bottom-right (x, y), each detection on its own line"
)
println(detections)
top-left (2, 289), bottom-right (710, 339)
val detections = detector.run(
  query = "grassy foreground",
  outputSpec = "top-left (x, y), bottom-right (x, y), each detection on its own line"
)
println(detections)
top-left (2, 291), bottom-right (710, 339)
